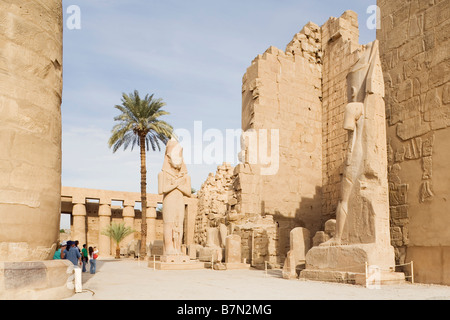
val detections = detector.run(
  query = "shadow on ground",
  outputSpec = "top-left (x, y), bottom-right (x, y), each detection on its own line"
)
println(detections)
top-left (81, 259), bottom-right (122, 284)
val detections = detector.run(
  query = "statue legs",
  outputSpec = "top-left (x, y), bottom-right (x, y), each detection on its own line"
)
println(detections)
top-left (321, 176), bottom-right (352, 246)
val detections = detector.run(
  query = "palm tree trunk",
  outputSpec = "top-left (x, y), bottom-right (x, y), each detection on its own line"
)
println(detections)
top-left (116, 244), bottom-right (120, 259)
top-left (139, 134), bottom-right (148, 259)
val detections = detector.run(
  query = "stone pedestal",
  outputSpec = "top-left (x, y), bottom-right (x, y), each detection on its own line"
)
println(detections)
top-left (300, 269), bottom-right (406, 286)
top-left (160, 254), bottom-right (190, 263)
top-left (223, 262), bottom-right (251, 270)
top-left (304, 243), bottom-right (396, 273)
top-left (149, 254), bottom-right (204, 270)
top-left (299, 243), bottom-right (405, 285)
top-left (0, 260), bottom-right (74, 300)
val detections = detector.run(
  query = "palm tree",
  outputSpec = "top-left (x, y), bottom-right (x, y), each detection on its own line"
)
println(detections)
top-left (108, 90), bottom-right (173, 259)
top-left (101, 222), bottom-right (136, 259)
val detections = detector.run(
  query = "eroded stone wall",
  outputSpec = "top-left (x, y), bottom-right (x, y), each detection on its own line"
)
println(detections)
top-left (197, 11), bottom-right (384, 267)
top-left (378, 0), bottom-right (450, 284)
top-left (232, 11), bottom-right (370, 264)
top-left (194, 163), bottom-right (234, 246)
top-left (240, 21), bottom-right (324, 238)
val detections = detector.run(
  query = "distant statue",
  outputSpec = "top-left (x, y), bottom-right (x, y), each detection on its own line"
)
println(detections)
top-left (158, 138), bottom-right (191, 256)
top-left (322, 40), bottom-right (388, 246)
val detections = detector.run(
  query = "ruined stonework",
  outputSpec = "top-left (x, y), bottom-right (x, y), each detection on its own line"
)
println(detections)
top-left (194, 163), bottom-right (281, 268)
top-left (225, 11), bottom-right (378, 266)
top-left (378, 0), bottom-right (450, 285)
top-left (0, 0), bottom-right (64, 261)
top-left (194, 163), bottom-right (234, 247)
top-left (240, 22), bottom-right (323, 240)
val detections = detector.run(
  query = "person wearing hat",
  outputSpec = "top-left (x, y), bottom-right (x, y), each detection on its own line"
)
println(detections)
top-left (66, 240), bottom-right (82, 266)
top-left (62, 240), bottom-right (73, 260)
top-left (53, 241), bottom-right (67, 260)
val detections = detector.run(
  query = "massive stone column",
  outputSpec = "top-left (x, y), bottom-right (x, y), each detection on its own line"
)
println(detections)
top-left (146, 204), bottom-right (157, 248)
top-left (0, 0), bottom-right (63, 262)
top-left (122, 201), bottom-right (135, 249)
top-left (0, 1), bottom-right (74, 300)
top-left (72, 203), bottom-right (87, 245)
top-left (98, 202), bottom-right (112, 257)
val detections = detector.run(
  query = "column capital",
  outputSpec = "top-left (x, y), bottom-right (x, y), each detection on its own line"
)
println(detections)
top-left (98, 203), bottom-right (112, 217)
top-left (122, 205), bottom-right (135, 218)
top-left (72, 203), bottom-right (86, 216)
top-left (147, 206), bottom-right (157, 219)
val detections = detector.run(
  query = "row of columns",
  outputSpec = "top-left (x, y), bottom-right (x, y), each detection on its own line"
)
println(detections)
top-left (71, 199), bottom-right (158, 257)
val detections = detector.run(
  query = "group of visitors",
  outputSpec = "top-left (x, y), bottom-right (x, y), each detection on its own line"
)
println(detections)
top-left (53, 240), bottom-right (99, 274)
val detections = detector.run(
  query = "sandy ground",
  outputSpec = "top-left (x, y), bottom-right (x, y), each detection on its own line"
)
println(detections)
top-left (66, 258), bottom-right (450, 300)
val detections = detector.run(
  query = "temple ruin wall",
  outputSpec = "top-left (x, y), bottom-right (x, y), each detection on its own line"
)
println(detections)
top-left (378, 0), bottom-right (450, 285)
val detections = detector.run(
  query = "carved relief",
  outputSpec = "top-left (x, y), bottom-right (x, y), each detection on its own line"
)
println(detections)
top-left (419, 180), bottom-right (434, 203)
top-left (404, 137), bottom-right (422, 160)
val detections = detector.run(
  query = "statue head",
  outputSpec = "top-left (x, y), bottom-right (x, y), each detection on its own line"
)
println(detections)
top-left (165, 138), bottom-right (184, 170)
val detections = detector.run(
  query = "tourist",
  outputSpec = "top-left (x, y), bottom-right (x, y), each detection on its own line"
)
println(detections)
top-left (62, 240), bottom-right (72, 259)
top-left (74, 240), bottom-right (81, 253)
top-left (81, 244), bottom-right (89, 272)
top-left (89, 246), bottom-right (99, 274)
top-left (53, 241), bottom-right (67, 259)
top-left (66, 241), bottom-right (81, 266)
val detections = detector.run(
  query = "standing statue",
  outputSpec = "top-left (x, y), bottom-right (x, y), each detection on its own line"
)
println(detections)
top-left (301, 40), bottom-right (397, 278)
top-left (158, 138), bottom-right (191, 257)
top-left (321, 40), bottom-right (389, 247)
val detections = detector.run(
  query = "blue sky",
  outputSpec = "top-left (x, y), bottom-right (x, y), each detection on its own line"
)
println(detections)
top-left (61, 0), bottom-right (377, 196)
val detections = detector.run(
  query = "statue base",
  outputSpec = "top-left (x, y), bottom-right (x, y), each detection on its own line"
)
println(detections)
top-left (299, 243), bottom-right (405, 286)
top-left (224, 262), bottom-right (252, 270)
top-left (0, 260), bottom-right (75, 300)
top-left (149, 254), bottom-right (205, 270)
top-left (299, 269), bottom-right (406, 286)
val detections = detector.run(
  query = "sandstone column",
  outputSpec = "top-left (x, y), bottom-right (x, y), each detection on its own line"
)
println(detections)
top-left (122, 201), bottom-right (135, 249)
top-left (0, 0), bottom-right (63, 261)
top-left (98, 202), bottom-right (112, 257)
top-left (72, 203), bottom-right (87, 246)
top-left (146, 204), bottom-right (157, 249)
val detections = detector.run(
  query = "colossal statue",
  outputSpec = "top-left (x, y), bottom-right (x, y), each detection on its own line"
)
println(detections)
top-left (301, 40), bottom-right (399, 280)
top-left (321, 40), bottom-right (388, 247)
top-left (158, 138), bottom-right (191, 257)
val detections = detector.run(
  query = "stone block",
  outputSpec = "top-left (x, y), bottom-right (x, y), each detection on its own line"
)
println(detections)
top-left (289, 227), bottom-right (311, 264)
top-left (225, 234), bottom-right (242, 264)
top-left (312, 231), bottom-right (330, 247)
top-left (0, 260), bottom-right (74, 300)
